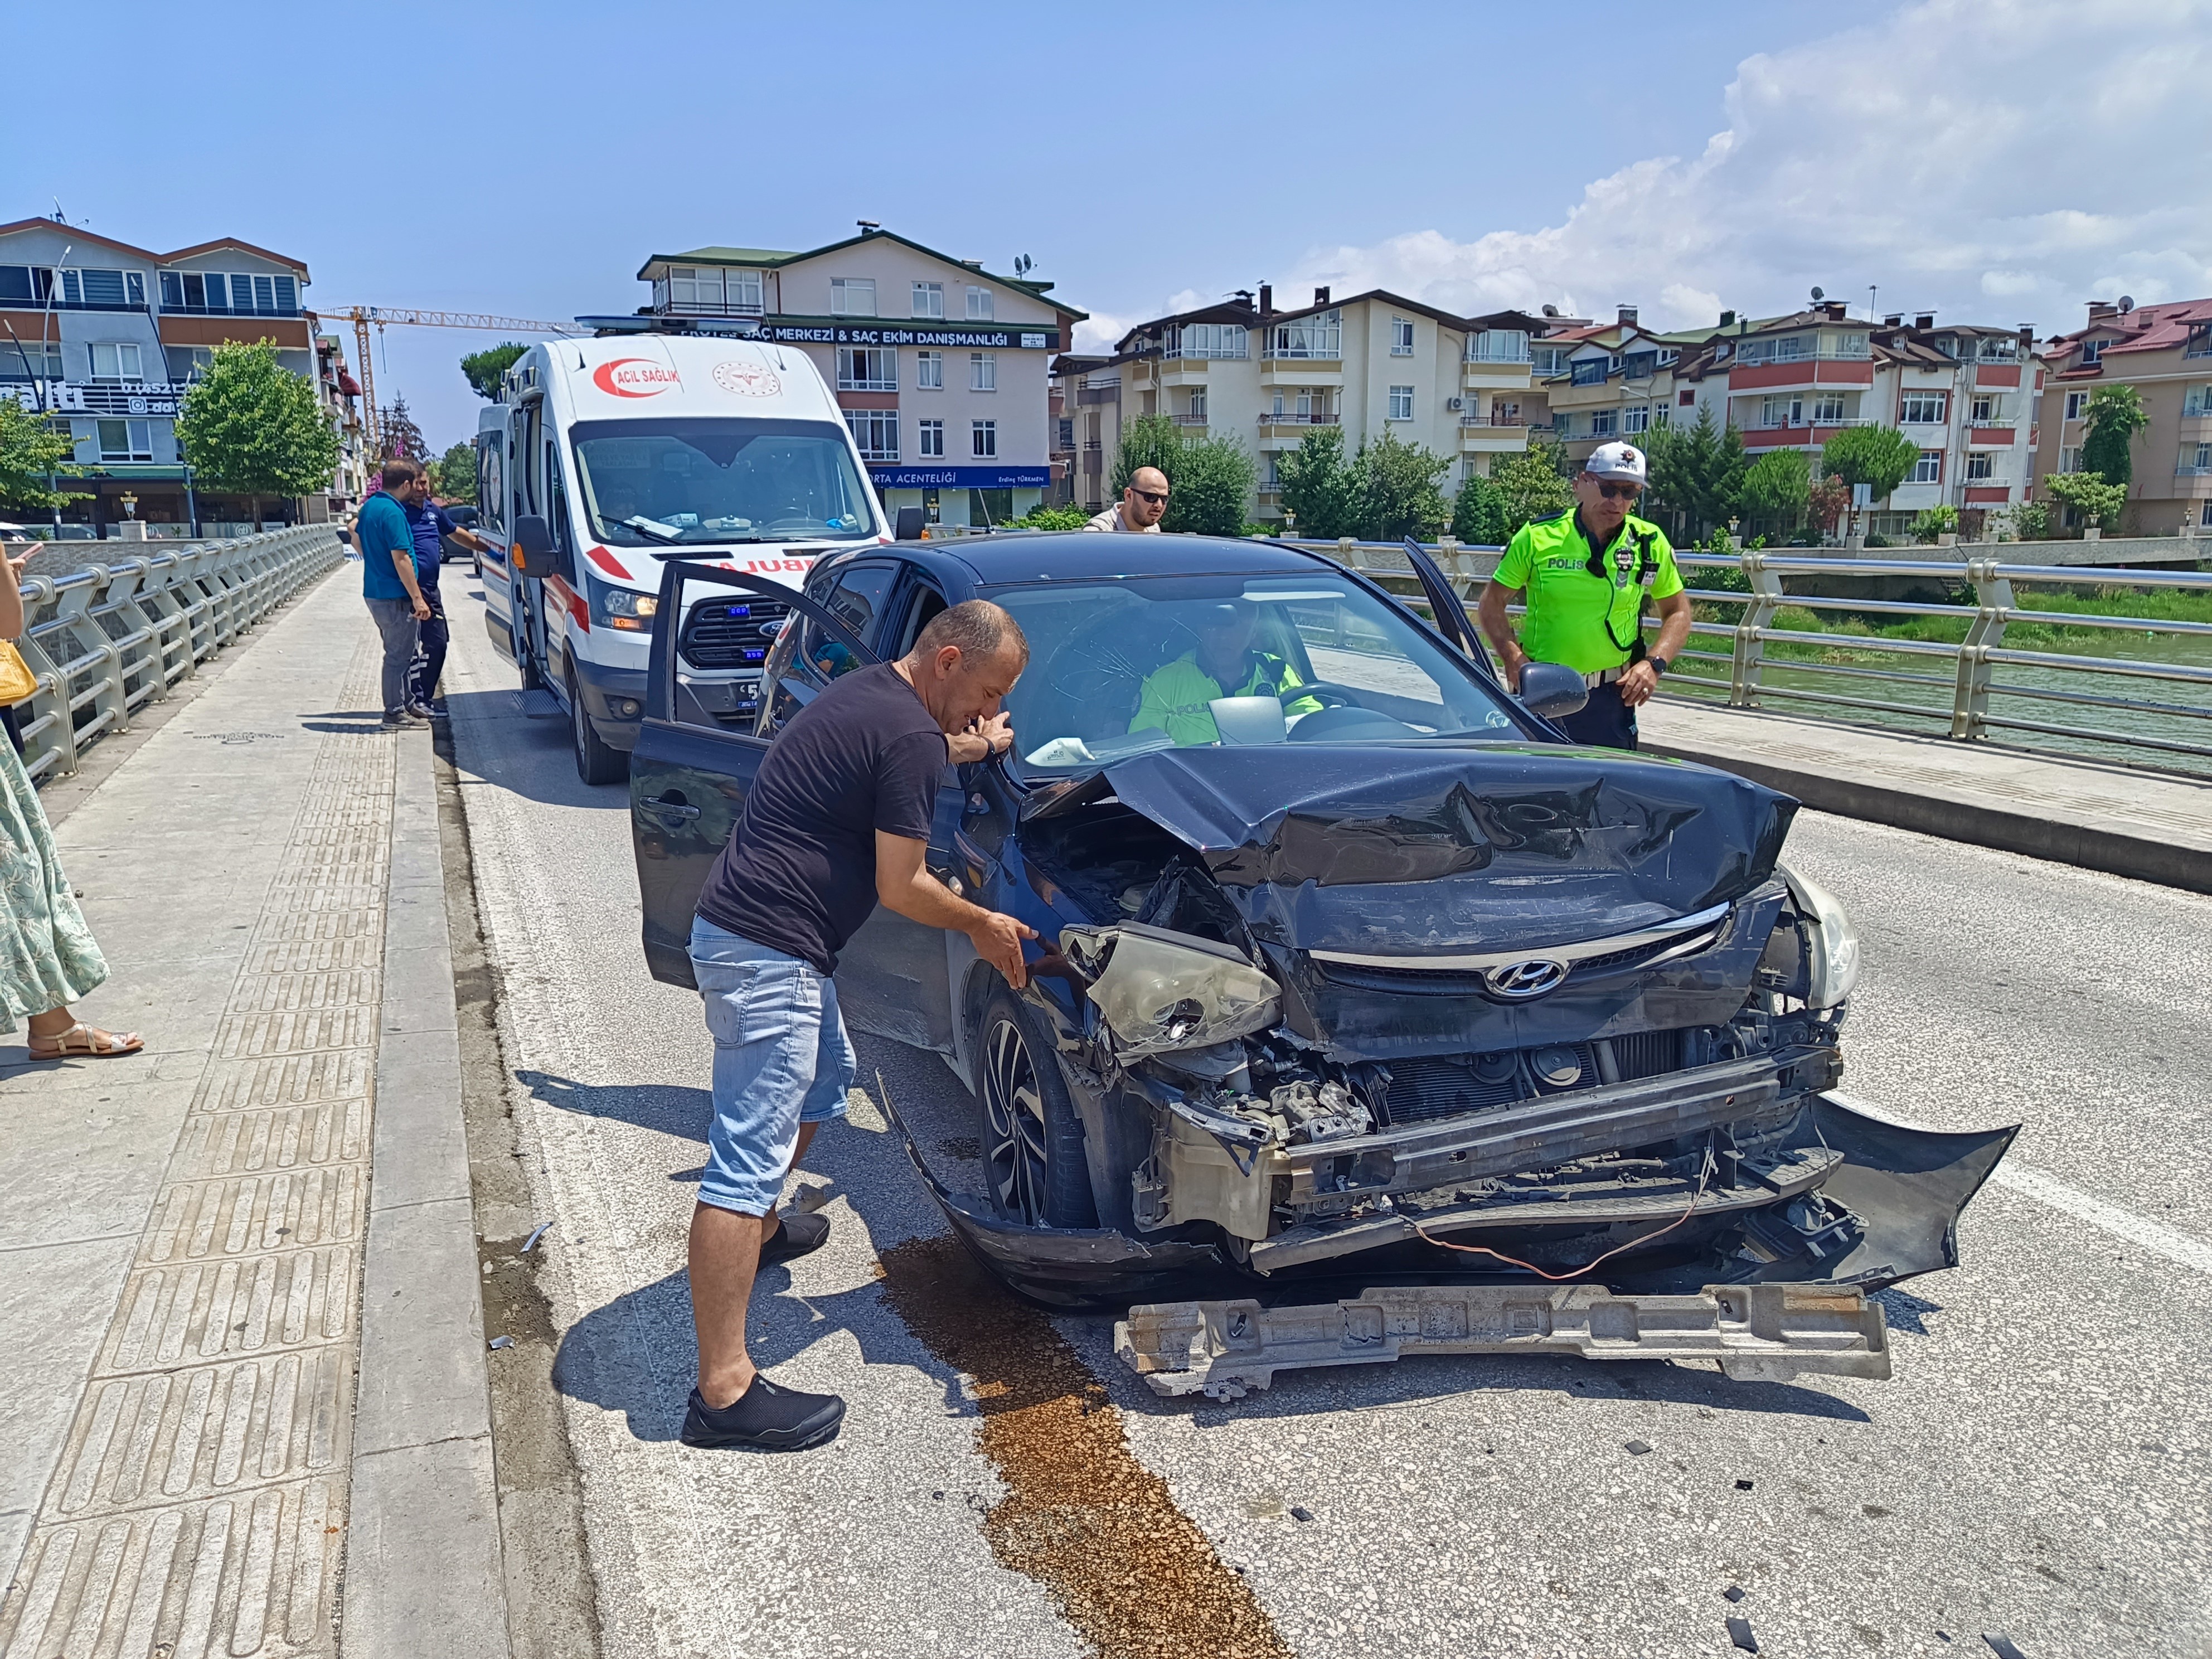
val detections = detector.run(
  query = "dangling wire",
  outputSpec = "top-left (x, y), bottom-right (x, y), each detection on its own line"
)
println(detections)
top-left (1407, 1139), bottom-right (1718, 1282)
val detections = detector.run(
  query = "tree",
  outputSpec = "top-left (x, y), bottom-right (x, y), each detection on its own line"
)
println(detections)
top-left (460, 342), bottom-right (527, 402)
top-left (1488, 443), bottom-right (1575, 533)
top-left (1354, 432), bottom-right (1452, 541)
top-left (1820, 425), bottom-right (1919, 505)
top-left (2041, 470), bottom-right (2128, 529)
top-left (1806, 472), bottom-right (1851, 541)
top-left (430, 440), bottom-right (477, 504)
top-left (0, 399), bottom-right (88, 512)
top-left (1645, 406), bottom-right (1746, 536)
top-left (1275, 426), bottom-right (1361, 538)
top-left (2002, 499), bottom-right (2050, 541)
top-left (1451, 472), bottom-right (1508, 545)
top-left (1011, 501), bottom-right (1092, 530)
top-left (1107, 414), bottom-right (1255, 537)
top-left (1738, 449), bottom-right (1810, 530)
top-left (2079, 384), bottom-right (2147, 487)
top-left (174, 339), bottom-right (339, 525)
top-left (375, 395), bottom-right (428, 465)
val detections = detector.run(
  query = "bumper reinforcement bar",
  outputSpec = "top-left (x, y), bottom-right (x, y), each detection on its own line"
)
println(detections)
top-left (1115, 1282), bottom-right (1890, 1399)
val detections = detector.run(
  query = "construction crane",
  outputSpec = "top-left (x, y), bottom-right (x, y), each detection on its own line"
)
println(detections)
top-left (309, 305), bottom-right (581, 457)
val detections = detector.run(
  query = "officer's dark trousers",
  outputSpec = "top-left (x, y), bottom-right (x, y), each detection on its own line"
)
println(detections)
top-left (409, 586), bottom-right (449, 706)
top-left (1555, 681), bottom-right (1638, 749)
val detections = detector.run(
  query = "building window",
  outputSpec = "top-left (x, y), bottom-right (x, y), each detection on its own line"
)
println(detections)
top-left (1385, 385), bottom-right (1414, 420)
top-left (912, 282), bottom-right (944, 318)
top-left (87, 343), bottom-right (144, 382)
top-left (0, 342), bottom-right (63, 381)
top-left (1185, 388), bottom-right (1207, 421)
top-left (1467, 329), bottom-right (1530, 363)
top-left (1056, 417), bottom-right (1074, 450)
top-left (2064, 390), bottom-right (2090, 420)
top-left (1966, 451), bottom-right (1995, 480)
top-left (970, 353), bottom-right (996, 392)
top-left (2059, 446), bottom-right (2082, 473)
top-left (1910, 449), bottom-right (1943, 484)
top-left (1760, 395), bottom-right (1803, 429)
top-left (668, 266), bottom-right (718, 309)
top-left (1267, 310), bottom-right (1341, 359)
top-left (971, 420), bottom-right (997, 458)
top-left (0, 265), bottom-right (54, 305)
top-left (1390, 318), bottom-right (1414, 356)
top-left (2184, 385), bottom-right (2212, 418)
top-left (2079, 338), bottom-right (2106, 365)
top-left (1812, 393), bottom-right (1847, 424)
top-left (1624, 404), bottom-right (1650, 434)
top-left (1900, 392), bottom-right (1947, 425)
top-left (916, 351), bottom-right (943, 389)
top-left (1530, 345), bottom-right (1568, 376)
top-left (966, 286), bottom-right (993, 321)
top-left (1621, 350), bottom-right (1657, 381)
top-left (842, 409), bottom-right (898, 462)
top-left (1590, 408), bottom-right (1618, 437)
top-left (1164, 322), bottom-right (1248, 360)
top-left (918, 419), bottom-right (944, 457)
top-left (727, 270), bottom-right (763, 313)
top-left (1970, 394), bottom-right (1998, 424)
top-left (1570, 358), bottom-right (1609, 386)
top-left (170, 346), bottom-right (213, 382)
top-left (2201, 501), bottom-right (2212, 527)
top-left (836, 347), bottom-right (897, 391)
top-left (831, 278), bottom-right (876, 317)
top-left (2184, 442), bottom-right (2212, 474)
top-left (96, 418), bottom-right (154, 462)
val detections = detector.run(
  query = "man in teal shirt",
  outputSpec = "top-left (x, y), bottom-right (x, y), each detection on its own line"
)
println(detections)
top-left (358, 459), bottom-right (432, 727)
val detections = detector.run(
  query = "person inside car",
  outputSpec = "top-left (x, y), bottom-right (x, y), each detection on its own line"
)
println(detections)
top-left (1129, 598), bottom-right (1323, 746)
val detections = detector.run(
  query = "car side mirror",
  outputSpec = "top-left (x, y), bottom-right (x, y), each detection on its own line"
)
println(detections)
top-left (1517, 661), bottom-right (1589, 721)
top-left (511, 513), bottom-right (552, 578)
top-left (894, 506), bottom-right (925, 541)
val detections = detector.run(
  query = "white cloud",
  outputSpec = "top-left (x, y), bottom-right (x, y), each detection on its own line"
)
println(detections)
top-left (1284, 0), bottom-right (2212, 336)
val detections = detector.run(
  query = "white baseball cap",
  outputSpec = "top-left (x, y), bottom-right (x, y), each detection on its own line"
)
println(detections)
top-left (1585, 441), bottom-right (1648, 483)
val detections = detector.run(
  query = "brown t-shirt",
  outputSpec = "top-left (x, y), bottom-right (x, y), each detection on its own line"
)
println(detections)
top-left (1084, 504), bottom-right (1161, 532)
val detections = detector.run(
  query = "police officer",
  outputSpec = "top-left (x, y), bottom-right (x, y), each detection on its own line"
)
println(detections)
top-left (1130, 599), bottom-right (1321, 745)
top-left (1475, 441), bottom-right (1691, 750)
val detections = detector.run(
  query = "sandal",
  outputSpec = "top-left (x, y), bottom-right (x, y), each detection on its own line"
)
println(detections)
top-left (25, 1022), bottom-right (144, 1060)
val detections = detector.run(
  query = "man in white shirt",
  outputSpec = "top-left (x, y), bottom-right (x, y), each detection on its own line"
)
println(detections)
top-left (1084, 466), bottom-right (1169, 532)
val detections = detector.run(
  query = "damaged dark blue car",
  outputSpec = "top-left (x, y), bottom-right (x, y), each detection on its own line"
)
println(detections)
top-left (625, 533), bottom-right (2015, 1320)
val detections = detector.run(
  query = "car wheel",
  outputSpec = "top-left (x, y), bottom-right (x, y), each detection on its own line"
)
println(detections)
top-left (568, 663), bottom-right (627, 785)
top-left (978, 986), bottom-right (1098, 1229)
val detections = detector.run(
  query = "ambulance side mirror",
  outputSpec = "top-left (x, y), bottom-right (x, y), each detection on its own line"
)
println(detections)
top-left (511, 514), bottom-right (552, 579)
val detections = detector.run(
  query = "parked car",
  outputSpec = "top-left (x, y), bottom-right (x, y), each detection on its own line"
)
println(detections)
top-left (627, 534), bottom-right (2016, 1307)
top-left (439, 503), bottom-right (482, 578)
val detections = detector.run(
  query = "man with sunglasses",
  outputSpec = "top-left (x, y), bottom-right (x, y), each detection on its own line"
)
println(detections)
top-left (1475, 441), bottom-right (1691, 749)
top-left (1085, 465), bottom-right (1170, 533)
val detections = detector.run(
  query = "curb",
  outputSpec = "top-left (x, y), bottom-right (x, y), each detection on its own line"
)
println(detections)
top-left (341, 729), bottom-right (512, 1659)
top-left (1643, 738), bottom-right (2212, 896)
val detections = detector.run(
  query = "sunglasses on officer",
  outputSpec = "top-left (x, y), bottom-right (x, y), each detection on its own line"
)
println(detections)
top-left (1587, 479), bottom-right (1641, 502)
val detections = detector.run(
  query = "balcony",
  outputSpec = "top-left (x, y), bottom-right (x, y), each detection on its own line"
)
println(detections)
top-left (836, 376), bottom-right (898, 392)
top-left (1173, 414), bottom-right (1209, 427)
top-left (1258, 411), bottom-right (1340, 426)
top-left (1459, 413), bottom-right (1526, 428)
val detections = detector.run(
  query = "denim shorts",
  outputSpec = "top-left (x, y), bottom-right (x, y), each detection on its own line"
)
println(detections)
top-left (688, 916), bottom-right (853, 1216)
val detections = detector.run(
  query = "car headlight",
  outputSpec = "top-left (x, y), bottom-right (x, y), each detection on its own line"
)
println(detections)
top-left (1782, 869), bottom-right (1860, 1010)
top-left (588, 575), bottom-right (659, 632)
top-left (1063, 924), bottom-right (1280, 1059)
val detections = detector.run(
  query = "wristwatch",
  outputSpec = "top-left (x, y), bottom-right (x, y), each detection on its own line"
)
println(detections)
top-left (1647, 654), bottom-right (1670, 676)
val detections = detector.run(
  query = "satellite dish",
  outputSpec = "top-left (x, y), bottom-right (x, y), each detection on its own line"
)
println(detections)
top-left (1811, 286), bottom-right (1825, 302)
top-left (2119, 295), bottom-right (2135, 313)
top-left (1013, 254), bottom-right (1034, 279)
top-left (1541, 303), bottom-right (1560, 318)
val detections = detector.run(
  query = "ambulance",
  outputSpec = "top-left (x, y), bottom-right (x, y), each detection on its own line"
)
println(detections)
top-left (474, 331), bottom-right (894, 782)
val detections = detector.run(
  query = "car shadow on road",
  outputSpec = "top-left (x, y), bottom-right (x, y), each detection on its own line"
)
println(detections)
top-left (442, 687), bottom-right (624, 807)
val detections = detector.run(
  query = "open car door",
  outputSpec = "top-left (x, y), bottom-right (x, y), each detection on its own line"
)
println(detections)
top-left (1400, 536), bottom-right (1502, 688)
top-left (629, 562), bottom-right (877, 987)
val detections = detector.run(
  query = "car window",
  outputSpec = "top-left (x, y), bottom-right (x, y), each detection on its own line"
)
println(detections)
top-left (979, 573), bottom-right (1517, 773)
top-left (894, 580), bottom-right (949, 658)
top-left (782, 561), bottom-right (896, 700)
top-left (667, 573), bottom-right (806, 734)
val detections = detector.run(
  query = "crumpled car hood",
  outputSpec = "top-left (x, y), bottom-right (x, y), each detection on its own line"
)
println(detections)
top-left (1091, 743), bottom-right (1797, 953)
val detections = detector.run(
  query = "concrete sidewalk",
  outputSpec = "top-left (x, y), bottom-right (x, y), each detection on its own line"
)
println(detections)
top-left (1639, 697), bottom-right (2212, 892)
top-left (0, 571), bottom-right (505, 1658)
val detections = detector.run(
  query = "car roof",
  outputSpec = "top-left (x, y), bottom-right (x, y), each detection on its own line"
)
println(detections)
top-left (939, 532), bottom-right (1333, 586)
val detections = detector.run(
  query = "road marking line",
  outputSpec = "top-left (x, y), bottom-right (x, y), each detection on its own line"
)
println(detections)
top-left (1827, 1090), bottom-right (2212, 1278)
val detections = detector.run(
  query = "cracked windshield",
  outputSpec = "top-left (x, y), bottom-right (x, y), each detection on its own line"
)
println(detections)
top-left (570, 417), bottom-right (876, 546)
top-left (976, 574), bottom-right (1519, 771)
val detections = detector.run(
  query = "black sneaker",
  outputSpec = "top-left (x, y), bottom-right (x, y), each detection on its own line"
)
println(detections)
top-left (758, 1207), bottom-right (829, 1269)
top-left (680, 1376), bottom-right (845, 1452)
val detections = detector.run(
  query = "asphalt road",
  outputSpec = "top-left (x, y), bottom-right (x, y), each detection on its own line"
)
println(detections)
top-left (439, 584), bottom-right (2210, 1659)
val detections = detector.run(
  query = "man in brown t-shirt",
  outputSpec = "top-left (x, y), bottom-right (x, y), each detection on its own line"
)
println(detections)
top-left (1085, 465), bottom-right (1170, 532)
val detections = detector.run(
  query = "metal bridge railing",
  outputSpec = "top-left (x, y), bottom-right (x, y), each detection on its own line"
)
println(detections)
top-left (4, 526), bottom-right (346, 785)
top-left (1277, 535), bottom-right (2212, 771)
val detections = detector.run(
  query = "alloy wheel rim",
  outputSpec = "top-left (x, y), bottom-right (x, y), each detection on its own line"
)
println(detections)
top-left (982, 1017), bottom-right (1050, 1225)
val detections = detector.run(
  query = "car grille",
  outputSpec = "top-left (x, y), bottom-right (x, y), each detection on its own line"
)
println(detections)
top-left (1381, 1029), bottom-right (1689, 1124)
top-left (679, 598), bottom-right (791, 671)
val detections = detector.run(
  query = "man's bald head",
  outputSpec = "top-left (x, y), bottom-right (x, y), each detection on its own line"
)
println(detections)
top-left (1122, 465), bottom-right (1171, 529)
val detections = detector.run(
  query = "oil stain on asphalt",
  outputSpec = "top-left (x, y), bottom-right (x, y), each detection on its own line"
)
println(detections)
top-left (876, 1234), bottom-right (1292, 1659)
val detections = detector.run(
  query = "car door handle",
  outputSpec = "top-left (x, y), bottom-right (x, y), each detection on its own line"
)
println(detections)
top-left (644, 798), bottom-right (701, 821)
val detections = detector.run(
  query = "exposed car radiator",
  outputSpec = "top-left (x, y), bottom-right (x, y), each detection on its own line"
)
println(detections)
top-left (1383, 1031), bottom-right (1691, 1124)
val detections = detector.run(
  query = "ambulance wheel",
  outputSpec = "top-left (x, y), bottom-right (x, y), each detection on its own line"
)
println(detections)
top-left (568, 663), bottom-right (627, 785)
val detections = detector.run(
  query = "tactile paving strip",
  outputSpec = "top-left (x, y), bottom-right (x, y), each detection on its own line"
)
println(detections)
top-left (1, 643), bottom-right (394, 1658)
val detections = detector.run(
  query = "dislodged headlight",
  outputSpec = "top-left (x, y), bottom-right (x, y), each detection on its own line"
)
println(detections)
top-left (1782, 869), bottom-right (1861, 1010)
top-left (1064, 924), bottom-right (1280, 1060)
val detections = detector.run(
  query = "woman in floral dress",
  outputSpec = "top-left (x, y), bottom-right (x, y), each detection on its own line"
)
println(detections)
top-left (1, 546), bottom-right (141, 1059)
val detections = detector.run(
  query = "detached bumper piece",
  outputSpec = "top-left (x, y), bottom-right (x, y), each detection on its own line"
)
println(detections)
top-left (1116, 1282), bottom-right (1890, 1400)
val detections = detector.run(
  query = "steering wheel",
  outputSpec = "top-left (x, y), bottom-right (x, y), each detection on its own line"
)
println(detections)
top-left (1280, 681), bottom-right (1362, 710)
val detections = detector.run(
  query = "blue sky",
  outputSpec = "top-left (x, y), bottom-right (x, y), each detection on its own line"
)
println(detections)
top-left (11, 0), bottom-right (2205, 451)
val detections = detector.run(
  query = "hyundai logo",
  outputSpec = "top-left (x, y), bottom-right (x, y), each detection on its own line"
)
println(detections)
top-left (1483, 958), bottom-right (1569, 1000)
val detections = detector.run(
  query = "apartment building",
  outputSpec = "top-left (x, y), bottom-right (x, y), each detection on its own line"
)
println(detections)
top-left (2034, 296), bottom-right (2212, 534)
top-left (1527, 306), bottom-right (1701, 466)
top-left (619, 227), bottom-right (1085, 528)
top-left (1660, 302), bottom-right (2041, 537)
top-left (1052, 286), bottom-right (1544, 521)
top-left (313, 333), bottom-right (370, 514)
top-left (0, 216), bottom-right (318, 534)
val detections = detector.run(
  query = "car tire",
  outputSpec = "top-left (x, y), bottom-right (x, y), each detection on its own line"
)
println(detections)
top-left (568, 663), bottom-right (627, 785)
top-left (978, 986), bottom-right (1098, 1230)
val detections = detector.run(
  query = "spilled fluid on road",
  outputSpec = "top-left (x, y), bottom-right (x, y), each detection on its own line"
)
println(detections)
top-left (876, 1235), bottom-right (1291, 1659)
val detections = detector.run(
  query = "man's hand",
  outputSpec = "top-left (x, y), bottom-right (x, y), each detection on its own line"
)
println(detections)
top-left (1498, 642), bottom-right (1529, 692)
top-left (1617, 659), bottom-right (1661, 707)
top-left (969, 911), bottom-right (1038, 988)
top-left (945, 712), bottom-right (1013, 765)
top-left (413, 595), bottom-right (432, 622)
